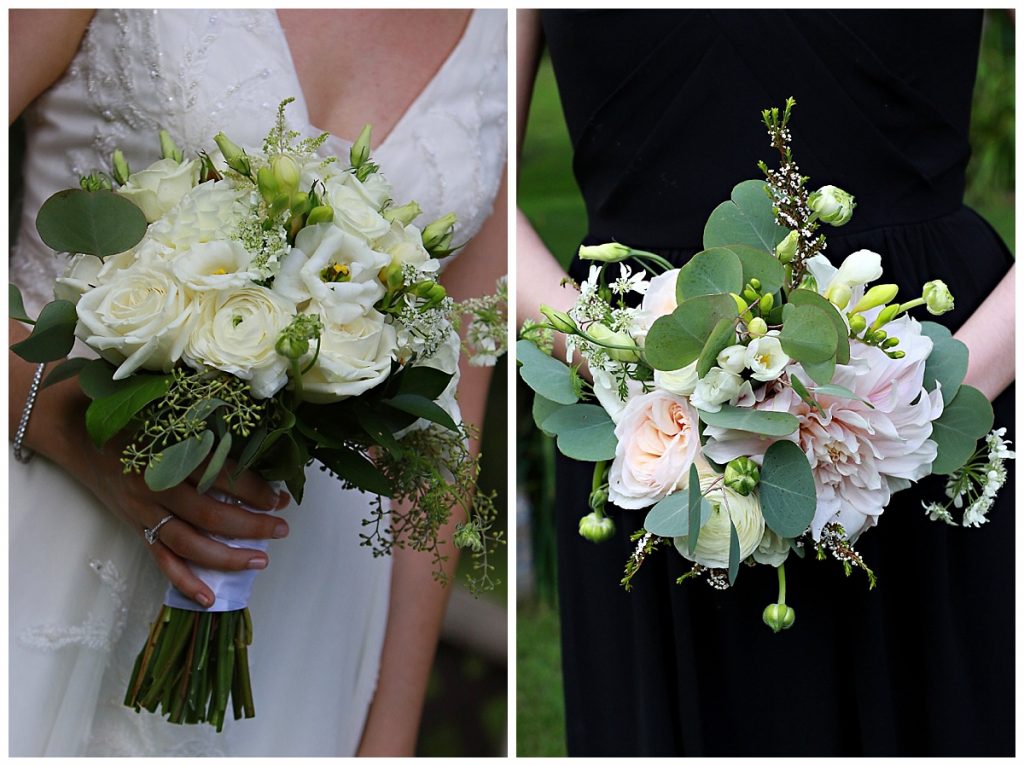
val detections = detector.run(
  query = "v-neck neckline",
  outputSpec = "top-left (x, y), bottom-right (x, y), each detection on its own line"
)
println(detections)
top-left (270, 9), bottom-right (477, 152)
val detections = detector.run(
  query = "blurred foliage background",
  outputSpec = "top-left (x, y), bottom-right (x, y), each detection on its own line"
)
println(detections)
top-left (516, 10), bottom-right (1014, 758)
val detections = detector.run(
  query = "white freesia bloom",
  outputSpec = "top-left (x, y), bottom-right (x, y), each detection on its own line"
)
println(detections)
top-left (75, 263), bottom-right (194, 378)
top-left (690, 367), bottom-right (744, 412)
top-left (170, 240), bottom-right (257, 292)
top-left (673, 469), bottom-right (765, 569)
top-left (717, 344), bottom-right (747, 374)
top-left (744, 336), bottom-right (790, 382)
top-left (608, 390), bottom-right (701, 509)
top-left (301, 308), bottom-right (398, 403)
top-left (275, 223), bottom-right (389, 325)
top-left (117, 157), bottom-right (199, 223)
top-left (184, 287), bottom-right (295, 399)
top-left (653, 361), bottom-right (699, 397)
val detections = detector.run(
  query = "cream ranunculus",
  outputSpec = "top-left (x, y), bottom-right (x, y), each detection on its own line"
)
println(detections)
top-left (274, 223), bottom-right (389, 325)
top-left (184, 287), bottom-right (296, 398)
top-left (690, 367), bottom-right (743, 412)
top-left (117, 157), bottom-right (200, 222)
top-left (673, 470), bottom-right (765, 569)
top-left (170, 240), bottom-right (258, 292)
top-left (323, 176), bottom-right (391, 240)
top-left (744, 336), bottom-right (790, 382)
top-left (607, 390), bottom-right (701, 510)
top-left (301, 307), bottom-right (398, 403)
top-left (75, 264), bottom-right (194, 378)
top-left (148, 180), bottom-right (250, 250)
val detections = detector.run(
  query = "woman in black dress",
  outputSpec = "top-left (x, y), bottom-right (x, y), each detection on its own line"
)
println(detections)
top-left (517, 10), bottom-right (1014, 757)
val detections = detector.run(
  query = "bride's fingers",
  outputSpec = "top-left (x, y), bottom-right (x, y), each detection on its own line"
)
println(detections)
top-left (187, 462), bottom-right (290, 511)
top-left (156, 516), bottom-right (270, 573)
top-left (145, 540), bottom-right (216, 608)
top-left (162, 483), bottom-right (289, 540)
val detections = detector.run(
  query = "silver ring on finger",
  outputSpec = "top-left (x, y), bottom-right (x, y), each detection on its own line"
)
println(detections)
top-left (144, 513), bottom-right (176, 545)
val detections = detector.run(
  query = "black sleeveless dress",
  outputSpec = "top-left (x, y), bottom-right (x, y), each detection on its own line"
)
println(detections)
top-left (541, 10), bottom-right (1014, 757)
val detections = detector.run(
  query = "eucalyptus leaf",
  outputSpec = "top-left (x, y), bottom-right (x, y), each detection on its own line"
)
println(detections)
top-left (541, 403), bottom-right (617, 462)
top-left (698, 405), bottom-right (799, 436)
top-left (516, 339), bottom-right (578, 405)
top-left (779, 303), bottom-right (838, 364)
top-left (9, 283), bottom-right (32, 323)
top-left (801, 356), bottom-right (836, 386)
top-left (41, 357), bottom-right (91, 389)
top-left (920, 322), bottom-right (968, 406)
top-left (675, 247), bottom-right (743, 302)
top-left (10, 299), bottom-right (78, 363)
top-left (930, 385), bottom-right (994, 475)
top-left (702, 180), bottom-right (788, 253)
top-left (687, 464), bottom-right (704, 554)
top-left (197, 432), bottom-right (233, 495)
top-left (787, 289), bottom-right (850, 365)
top-left (383, 393), bottom-right (458, 432)
top-left (759, 440), bottom-right (817, 538)
top-left (728, 518), bottom-right (741, 585)
top-left (644, 294), bottom-right (737, 371)
top-left (696, 317), bottom-right (738, 378)
top-left (532, 394), bottom-right (563, 435)
top-left (725, 244), bottom-right (787, 295)
top-left (85, 374), bottom-right (171, 447)
top-left (36, 188), bottom-right (148, 258)
top-left (145, 430), bottom-right (215, 492)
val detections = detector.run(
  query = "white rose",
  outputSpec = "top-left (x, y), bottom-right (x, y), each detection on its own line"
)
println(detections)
top-left (75, 264), bottom-right (193, 378)
top-left (690, 367), bottom-right (743, 412)
top-left (149, 180), bottom-right (250, 250)
top-left (717, 344), bottom-right (747, 374)
top-left (117, 158), bottom-right (199, 222)
top-left (301, 308), bottom-right (398, 403)
top-left (54, 254), bottom-right (103, 304)
top-left (184, 287), bottom-right (295, 399)
top-left (170, 240), bottom-right (257, 292)
top-left (372, 221), bottom-right (437, 272)
top-left (608, 390), bottom-right (701, 510)
top-left (673, 470), bottom-right (765, 569)
top-left (324, 177), bottom-right (391, 240)
top-left (339, 170), bottom-right (393, 210)
top-left (744, 336), bottom-right (790, 382)
top-left (752, 527), bottom-right (791, 567)
top-left (654, 361), bottom-right (699, 396)
top-left (274, 223), bottom-right (389, 325)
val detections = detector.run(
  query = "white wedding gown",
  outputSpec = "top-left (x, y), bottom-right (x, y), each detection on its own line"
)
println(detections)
top-left (9, 9), bottom-right (506, 756)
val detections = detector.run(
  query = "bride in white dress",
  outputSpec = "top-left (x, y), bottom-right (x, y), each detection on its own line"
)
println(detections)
top-left (9, 9), bottom-right (507, 757)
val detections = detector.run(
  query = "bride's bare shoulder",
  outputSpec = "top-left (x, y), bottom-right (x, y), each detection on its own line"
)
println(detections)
top-left (9, 9), bottom-right (95, 121)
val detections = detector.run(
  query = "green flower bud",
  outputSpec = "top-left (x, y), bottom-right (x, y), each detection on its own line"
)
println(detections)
top-left (305, 205), bottom-right (334, 226)
top-left (198, 151), bottom-right (222, 183)
top-left (850, 283), bottom-right (898, 314)
top-left (540, 305), bottom-right (578, 334)
top-left (758, 293), bottom-right (774, 314)
top-left (275, 333), bottom-right (309, 360)
top-left (731, 293), bottom-right (748, 316)
top-left (453, 521), bottom-right (484, 553)
top-left (889, 350), bottom-right (906, 359)
top-left (882, 337), bottom-right (900, 349)
top-left (762, 602), bottom-right (796, 633)
top-left (214, 132), bottom-right (251, 177)
top-left (807, 185), bottom-right (855, 226)
top-left (80, 172), bottom-right (112, 191)
top-left (923, 279), bottom-right (954, 315)
top-left (588, 323), bottom-right (641, 362)
top-left (257, 166), bottom-right (280, 204)
top-left (290, 192), bottom-right (312, 217)
top-left (848, 314), bottom-right (867, 335)
top-left (111, 149), bottom-right (130, 186)
top-left (873, 329), bottom-right (887, 342)
top-left (422, 212), bottom-right (458, 253)
top-left (724, 457), bottom-right (760, 496)
top-left (742, 286), bottom-right (760, 304)
top-left (159, 129), bottom-right (183, 163)
top-left (748, 278), bottom-right (761, 292)
top-left (382, 201), bottom-right (422, 226)
top-left (826, 282), bottom-right (852, 310)
top-left (775, 229), bottom-right (799, 263)
top-left (796, 273), bottom-right (818, 293)
top-left (747, 316), bottom-right (768, 338)
top-left (578, 242), bottom-right (631, 263)
top-left (578, 512), bottom-right (615, 543)
top-left (271, 154), bottom-right (301, 194)
top-left (350, 124), bottom-right (373, 169)
top-left (589, 485), bottom-right (609, 512)
top-left (421, 283), bottom-right (448, 309)
top-left (378, 259), bottom-right (405, 292)
top-left (870, 303), bottom-right (900, 330)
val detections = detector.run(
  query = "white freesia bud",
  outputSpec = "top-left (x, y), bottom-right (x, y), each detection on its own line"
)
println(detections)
top-left (747, 317), bottom-right (768, 338)
top-left (690, 367), bottom-right (743, 413)
top-left (923, 280), bottom-right (955, 315)
top-left (271, 154), bottom-right (301, 194)
top-left (716, 344), bottom-right (747, 374)
top-left (744, 336), bottom-right (790, 382)
top-left (673, 469), bottom-right (765, 569)
top-left (826, 282), bottom-right (852, 310)
top-left (588, 323), bottom-right (640, 362)
top-left (578, 242), bottom-right (631, 263)
top-left (850, 283), bottom-right (898, 314)
top-left (775, 229), bottom-right (799, 263)
top-left (807, 185), bottom-right (855, 226)
top-left (832, 249), bottom-right (883, 288)
top-left (653, 361), bottom-right (699, 396)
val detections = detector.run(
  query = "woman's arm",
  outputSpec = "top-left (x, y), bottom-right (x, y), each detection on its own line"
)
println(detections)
top-left (954, 264), bottom-right (1015, 401)
top-left (9, 9), bottom-right (94, 121)
top-left (357, 171), bottom-right (508, 756)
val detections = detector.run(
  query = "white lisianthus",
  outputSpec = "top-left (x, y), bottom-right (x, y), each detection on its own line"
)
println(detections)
top-left (117, 157), bottom-right (199, 222)
top-left (690, 367), bottom-right (743, 412)
top-left (717, 344), bottom-right (747, 374)
top-left (373, 221), bottom-right (437, 272)
top-left (275, 224), bottom-right (389, 325)
top-left (744, 336), bottom-right (790, 382)
top-left (673, 469), bottom-right (765, 569)
top-left (324, 177), bottom-right (391, 240)
top-left (923, 279), bottom-right (955, 315)
top-left (75, 264), bottom-right (194, 378)
top-left (184, 287), bottom-right (295, 399)
top-left (752, 528), bottom-right (791, 567)
top-left (148, 180), bottom-right (250, 250)
top-left (653, 361), bottom-right (699, 397)
top-left (301, 308), bottom-right (398, 403)
top-left (54, 254), bottom-right (103, 304)
top-left (170, 240), bottom-right (257, 291)
top-left (608, 390), bottom-right (701, 509)
top-left (807, 185), bottom-right (855, 226)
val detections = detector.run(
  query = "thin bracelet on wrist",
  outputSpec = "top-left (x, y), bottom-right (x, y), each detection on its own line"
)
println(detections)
top-left (13, 362), bottom-right (46, 464)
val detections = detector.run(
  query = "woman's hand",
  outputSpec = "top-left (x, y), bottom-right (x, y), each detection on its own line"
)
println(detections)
top-left (10, 319), bottom-right (290, 608)
top-left (954, 264), bottom-right (1015, 401)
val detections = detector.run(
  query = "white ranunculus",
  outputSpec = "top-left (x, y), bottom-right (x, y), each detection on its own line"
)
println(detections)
top-left (752, 527), bottom-right (791, 567)
top-left (75, 264), bottom-right (194, 378)
top-left (673, 470), bottom-right (765, 569)
top-left (745, 336), bottom-right (790, 382)
top-left (324, 177), bottom-right (391, 240)
top-left (690, 367), bottom-right (744, 413)
top-left (274, 223), bottom-right (389, 325)
top-left (654, 361), bottom-right (699, 397)
top-left (170, 240), bottom-right (257, 292)
top-left (54, 254), bottom-right (103, 304)
top-left (148, 180), bottom-right (250, 250)
top-left (373, 221), bottom-right (437, 272)
top-left (301, 308), bottom-right (398, 403)
top-left (184, 287), bottom-right (296, 399)
top-left (117, 158), bottom-right (199, 223)
top-left (608, 390), bottom-right (701, 510)
top-left (717, 344), bottom-right (747, 374)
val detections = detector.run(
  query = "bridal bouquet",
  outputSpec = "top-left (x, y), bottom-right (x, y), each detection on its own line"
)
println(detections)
top-left (519, 99), bottom-right (1012, 632)
top-left (10, 99), bottom-right (504, 730)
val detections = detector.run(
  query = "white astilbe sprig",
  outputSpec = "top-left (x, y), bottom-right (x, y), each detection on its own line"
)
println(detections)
top-left (924, 428), bottom-right (1014, 528)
